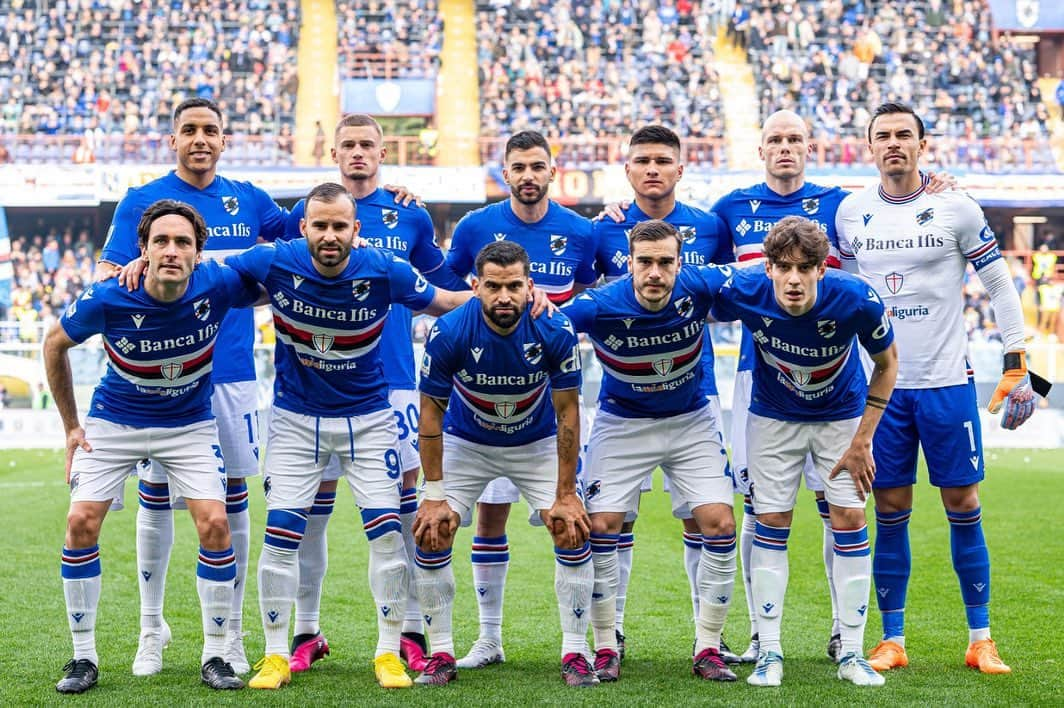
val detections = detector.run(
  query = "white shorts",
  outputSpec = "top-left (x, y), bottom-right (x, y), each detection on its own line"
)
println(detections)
top-left (746, 413), bottom-right (866, 514)
top-left (730, 371), bottom-right (821, 496)
top-left (443, 436), bottom-right (561, 527)
top-left (70, 418), bottom-right (226, 507)
top-left (585, 404), bottom-right (733, 518)
top-left (140, 380), bottom-right (261, 486)
top-left (262, 406), bottom-right (402, 511)
top-left (320, 389), bottom-right (420, 483)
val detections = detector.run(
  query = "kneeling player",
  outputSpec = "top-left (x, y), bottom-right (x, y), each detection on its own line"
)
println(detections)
top-left (710, 216), bottom-right (898, 687)
top-left (44, 201), bottom-right (263, 693)
top-left (563, 220), bottom-right (738, 683)
top-left (412, 241), bottom-right (595, 687)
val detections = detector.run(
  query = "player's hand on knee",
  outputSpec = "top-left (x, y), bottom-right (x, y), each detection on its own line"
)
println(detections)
top-left (988, 353), bottom-right (1036, 430)
top-left (830, 443), bottom-right (874, 501)
top-left (64, 426), bottom-right (92, 483)
top-left (413, 499), bottom-right (457, 552)
top-left (547, 492), bottom-right (591, 548)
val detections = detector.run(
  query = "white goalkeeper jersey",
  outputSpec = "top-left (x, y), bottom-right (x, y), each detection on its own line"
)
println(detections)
top-left (835, 177), bottom-right (1003, 389)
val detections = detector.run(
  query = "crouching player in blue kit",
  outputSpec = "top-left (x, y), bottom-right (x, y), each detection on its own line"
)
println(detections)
top-left (563, 220), bottom-right (738, 684)
top-left (710, 216), bottom-right (899, 687)
top-left (44, 201), bottom-right (265, 693)
top-left (223, 183), bottom-right (473, 690)
top-left (411, 241), bottom-right (593, 687)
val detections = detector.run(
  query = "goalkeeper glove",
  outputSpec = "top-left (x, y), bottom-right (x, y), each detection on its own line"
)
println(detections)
top-left (987, 352), bottom-right (1034, 430)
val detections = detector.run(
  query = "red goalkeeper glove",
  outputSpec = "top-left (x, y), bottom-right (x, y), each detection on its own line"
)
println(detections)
top-left (987, 352), bottom-right (1035, 430)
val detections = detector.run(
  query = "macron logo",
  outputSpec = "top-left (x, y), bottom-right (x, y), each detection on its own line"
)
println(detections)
top-left (131, 313), bottom-right (145, 328)
top-left (493, 232), bottom-right (507, 241)
top-left (292, 275), bottom-right (303, 289)
top-left (622, 318), bottom-right (635, 330)
top-left (749, 199), bottom-right (761, 214)
top-left (863, 213), bottom-right (873, 226)
top-left (471, 347), bottom-right (483, 363)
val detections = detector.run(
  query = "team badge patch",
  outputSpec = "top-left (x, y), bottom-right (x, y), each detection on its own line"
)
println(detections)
top-left (523, 342), bottom-right (543, 366)
top-left (884, 272), bottom-right (904, 295)
top-left (382, 208), bottom-right (398, 229)
top-left (802, 198), bottom-right (820, 215)
top-left (817, 319), bottom-right (837, 339)
top-left (160, 361), bottom-right (184, 380)
top-left (652, 358), bottom-right (674, 376)
top-left (549, 235), bottom-right (567, 255)
top-left (915, 208), bottom-right (934, 225)
top-left (674, 296), bottom-right (693, 318)
top-left (352, 279), bottom-right (371, 301)
top-left (312, 333), bottom-right (334, 353)
top-left (679, 226), bottom-right (696, 244)
top-left (194, 298), bottom-right (211, 321)
top-left (414, 275), bottom-right (428, 293)
top-left (222, 196), bottom-right (239, 216)
top-left (585, 480), bottom-right (601, 500)
top-left (494, 401), bottom-right (516, 419)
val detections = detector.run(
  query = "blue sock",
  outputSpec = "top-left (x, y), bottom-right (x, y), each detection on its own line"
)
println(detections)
top-left (947, 506), bottom-right (990, 631)
top-left (873, 508), bottom-right (911, 640)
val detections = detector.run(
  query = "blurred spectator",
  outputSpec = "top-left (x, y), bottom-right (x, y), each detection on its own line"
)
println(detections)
top-left (312, 120), bottom-right (326, 167)
top-left (338, 0), bottom-right (442, 79)
top-left (1038, 278), bottom-right (1062, 337)
top-left (6, 1), bottom-right (300, 165)
top-left (32, 382), bottom-right (51, 410)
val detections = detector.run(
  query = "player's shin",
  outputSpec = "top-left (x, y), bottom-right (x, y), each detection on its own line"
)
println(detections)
top-left (259, 509), bottom-right (307, 657)
top-left (400, 486), bottom-right (423, 633)
top-left (136, 480), bottom-right (173, 631)
top-left (615, 532), bottom-right (634, 634)
top-left (872, 508), bottom-right (911, 642)
top-left (62, 545), bottom-right (102, 665)
top-left (739, 498), bottom-right (758, 632)
top-left (750, 522), bottom-right (790, 655)
top-left (817, 499), bottom-right (840, 635)
top-left (470, 534), bottom-right (509, 643)
top-left (831, 526), bottom-right (872, 658)
top-left (947, 507), bottom-right (992, 640)
top-left (225, 480), bottom-right (250, 635)
top-left (555, 542), bottom-right (594, 658)
top-left (683, 530), bottom-right (702, 619)
top-left (364, 510), bottom-right (407, 658)
top-left (695, 534), bottom-right (737, 654)
top-left (294, 491), bottom-right (334, 636)
top-left (414, 547), bottom-right (456, 656)
top-left (197, 546), bottom-right (237, 663)
top-left (589, 533), bottom-right (620, 652)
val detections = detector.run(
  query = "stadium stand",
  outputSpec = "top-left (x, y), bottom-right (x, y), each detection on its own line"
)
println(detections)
top-left (741, 0), bottom-right (1056, 172)
top-left (338, 0), bottom-right (443, 78)
top-left (0, 0), bottom-right (300, 165)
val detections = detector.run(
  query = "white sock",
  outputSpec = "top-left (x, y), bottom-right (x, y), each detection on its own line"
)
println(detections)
top-left (589, 534), bottom-right (619, 652)
top-left (682, 531), bottom-right (702, 621)
top-left (400, 487), bottom-right (422, 634)
top-left (739, 499), bottom-right (757, 636)
top-left (258, 543), bottom-right (298, 658)
top-left (750, 522), bottom-right (790, 655)
top-left (969, 627), bottom-right (991, 643)
top-left (136, 505), bottom-right (173, 631)
top-left (197, 574), bottom-right (234, 663)
top-left (694, 536), bottom-right (736, 654)
top-left (414, 547), bottom-right (455, 656)
top-left (470, 535), bottom-right (508, 644)
top-left (227, 507), bottom-right (250, 635)
top-left (62, 545), bottom-right (102, 666)
top-left (817, 499), bottom-right (840, 635)
top-left (614, 533), bottom-right (633, 633)
top-left (830, 526), bottom-right (872, 657)
top-left (367, 530), bottom-right (408, 658)
top-left (556, 544), bottom-right (594, 658)
top-left (295, 512), bottom-right (330, 637)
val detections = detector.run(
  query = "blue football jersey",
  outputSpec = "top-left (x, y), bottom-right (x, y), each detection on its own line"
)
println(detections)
top-left (446, 200), bottom-right (597, 303)
top-left (59, 261), bottom-right (260, 427)
top-left (100, 171), bottom-right (288, 384)
top-left (712, 181), bottom-right (848, 372)
top-left (226, 240), bottom-right (437, 417)
top-left (711, 268), bottom-right (894, 422)
top-left (592, 200), bottom-right (734, 396)
top-left (419, 300), bottom-right (582, 446)
top-left (287, 190), bottom-right (466, 390)
top-left (563, 265), bottom-right (732, 418)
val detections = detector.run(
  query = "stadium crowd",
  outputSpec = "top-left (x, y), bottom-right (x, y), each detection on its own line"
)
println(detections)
top-left (740, 0), bottom-right (1054, 170)
top-left (339, 0), bottom-right (443, 78)
top-left (475, 0), bottom-right (726, 163)
top-left (0, 0), bottom-right (300, 164)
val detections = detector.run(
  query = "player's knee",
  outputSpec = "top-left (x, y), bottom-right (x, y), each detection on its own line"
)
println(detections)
top-left (317, 478), bottom-right (339, 494)
top-left (940, 484), bottom-right (979, 513)
top-left (194, 507), bottom-right (232, 550)
top-left (589, 513), bottom-right (622, 537)
top-left (66, 506), bottom-right (104, 546)
top-left (692, 504), bottom-right (737, 537)
top-left (475, 502), bottom-right (511, 534)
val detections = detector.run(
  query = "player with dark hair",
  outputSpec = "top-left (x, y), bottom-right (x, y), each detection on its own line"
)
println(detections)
top-left (46, 200), bottom-right (265, 693)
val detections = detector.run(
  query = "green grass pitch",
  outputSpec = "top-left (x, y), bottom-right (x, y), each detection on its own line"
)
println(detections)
top-left (1, 448), bottom-right (1061, 706)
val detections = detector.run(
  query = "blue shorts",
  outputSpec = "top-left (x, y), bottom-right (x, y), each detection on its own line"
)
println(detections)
top-left (872, 381), bottom-right (984, 489)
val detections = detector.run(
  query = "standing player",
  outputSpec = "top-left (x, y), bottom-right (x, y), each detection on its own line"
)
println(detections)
top-left (563, 220), bottom-right (738, 683)
top-left (224, 183), bottom-right (472, 690)
top-left (836, 102), bottom-right (1039, 675)
top-left (282, 114), bottom-right (468, 674)
top-left (45, 201), bottom-right (261, 693)
top-left (711, 216), bottom-right (898, 687)
top-left (444, 130), bottom-right (598, 669)
top-left (98, 97), bottom-right (287, 675)
top-left (593, 124), bottom-right (734, 659)
top-left (411, 241), bottom-right (594, 687)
